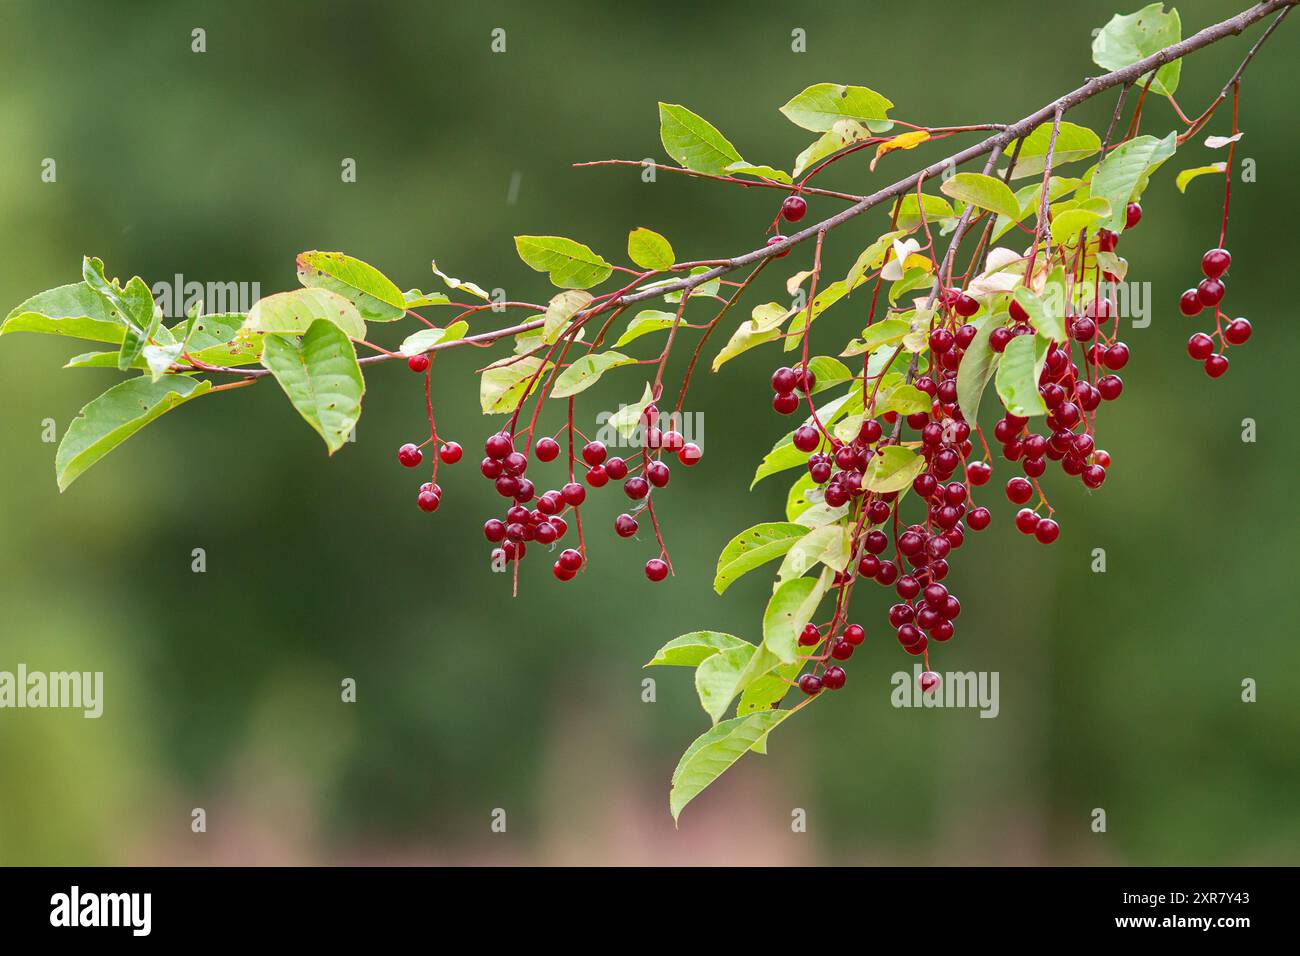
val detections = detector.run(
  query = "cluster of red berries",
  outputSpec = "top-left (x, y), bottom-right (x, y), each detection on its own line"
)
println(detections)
top-left (397, 438), bottom-right (463, 512)
top-left (770, 364), bottom-right (815, 415)
top-left (795, 620), bottom-right (861, 695)
top-left (1179, 247), bottom-right (1249, 378)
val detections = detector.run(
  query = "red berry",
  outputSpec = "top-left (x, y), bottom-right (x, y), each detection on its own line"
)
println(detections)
top-left (1204, 354), bottom-right (1229, 378)
top-left (614, 513), bottom-right (638, 537)
top-left (1103, 342), bottom-right (1130, 370)
top-left (561, 482), bottom-right (586, 506)
top-left (398, 443), bottom-right (423, 468)
top-left (843, 624), bottom-right (866, 645)
top-left (1201, 248), bottom-right (1231, 279)
top-left (582, 441), bottom-right (607, 466)
top-left (1009, 300), bottom-right (1029, 324)
top-left (793, 425), bottom-right (820, 453)
top-left (407, 354), bottom-right (430, 373)
top-left (1098, 228), bottom-right (1118, 252)
top-left (821, 666), bottom-right (846, 690)
top-left (624, 476), bottom-right (650, 500)
top-left (605, 457), bottom-right (629, 480)
top-left (771, 367), bottom-right (799, 392)
top-left (645, 558), bottom-right (669, 582)
top-left (647, 461), bottom-right (671, 487)
top-left (1006, 476), bottom-right (1033, 504)
top-left (438, 441), bottom-right (463, 465)
top-left (535, 437), bottom-right (560, 462)
top-left (1224, 318), bottom-right (1251, 345)
top-left (955, 293), bottom-right (980, 318)
top-left (552, 560), bottom-right (575, 581)
top-left (1125, 202), bottom-right (1142, 229)
top-left (798, 674), bottom-right (822, 696)
top-left (799, 623), bottom-right (821, 647)
top-left (968, 506), bottom-right (991, 531)
top-left (417, 490), bottom-right (440, 512)
top-left (558, 548), bottom-right (583, 572)
top-left (678, 443), bottom-right (703, 466)
top-left (1187, 332), bottom-right (1215, 360)
top-left (781, 195), bottom-right (807, 222)
top-left (1197, 277), bottom-right (1225, 307)
top-left (1015, 508), bottom-right (1040, 534)
top-left (1179, 289), bottom-right (1203, 317)
top-left (773, 392), bottom-right (800, 415)
top-left (586, 465), bottom-right (608, 487)
top-left (485, 433), bottom-right (513, 460)
top-left (1034, 518), bottom-right (1060, 544)
top-left (767, 235), bottom-right (791, 258)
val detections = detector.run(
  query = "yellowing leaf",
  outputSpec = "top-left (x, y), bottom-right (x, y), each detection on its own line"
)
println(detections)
top-left (870, 130), bottom-right (930, 171)
top-left (1175, 163), bottom-right (1227, 193)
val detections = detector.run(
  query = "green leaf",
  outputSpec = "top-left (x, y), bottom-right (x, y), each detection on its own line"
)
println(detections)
top-left (608, 382), bottom-right (654, 439)
top-left (1036, 267), bottom-right (1069, 343)
top-left (402, 288), bottom-right (452, 308)
top-left (627, 227), bottom-right (675, 271)
top-left (779, 83), bottom-right (893, 132)
top-left (695, 645), bottom-right (758, 724)
top-left (551, 351), bottom-right (634, 399)
top-left (1175, 163), bottom-right (1226, 193)
top-left (714, 522), bottom-right (809, 595)
top-left (1007, 121), bottom-right (1101, 180)
top-left (956, 319), bottom-right (999, 426)
top-left (480, 355), bottom-right (552, 415)
top-left (994, 333), bottom-right (1047, 418)
top-left (863, 444), bottom-right (926, 493)
top-left (646, 631), bottom-right (750, 667)
top-left (785, 471), bottom-right (820, 521)
top-left (722, 162), bottom-right (792, 184)
top-left (180, 313), bottom-right (262, 367)
top-left (846, 230), bottom-right (908, 286)
top-left (669, 711), bottom-right (791, 822)
top-left (940, 172), bottom-right (1021, 221)
top-left (785, 280), bottom-right (852, 352)
top-left (55, 375), bottom-right (211, 491)
top-left (807, 356), bottom-right (853, 393)
top-left (841, 317), bottom-right (910, 357)
top-left (613, 309), bottom-right (677, 348)
top-left (2, 282), bottom-right (127, 344)
top-left (890, 194), bottom-right (955, 230)
top-left (1093, 3), bottom-right (1182, 97)
top-left (763, 573), bottom-right (829, 665)
top-left (81, 258), bottom-right (158, 371)
top-left (399, 320), bottom-right (469, 358)
top-left (776, 523), bottom-right (850, 583)
top-left (244, 288), bottom-right (366, 340)
top-left (792, 120), bottom-right (872, 178)
top-left (260, 320), bottom-right (365, 453)
top-left (296, 251), bottom-right (406, 322)
top-left (1090, 132), bottom-right (1177, 232)
top-left (514, 235), bottom-right (613, 290)
top-left (875, 382), bottom-right (930, 416)
top-left (712, 302), bottom-right (789, 371)
top-left (658, 103), bottom-right (744, 175)
top-left (430, 260), bottom-right (491, 301)
top-left (541, 289), bottom-right (594, 345)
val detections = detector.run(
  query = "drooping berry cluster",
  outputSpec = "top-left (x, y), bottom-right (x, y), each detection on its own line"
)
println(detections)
top-left (1180, 246), bottom-right (1250, 377)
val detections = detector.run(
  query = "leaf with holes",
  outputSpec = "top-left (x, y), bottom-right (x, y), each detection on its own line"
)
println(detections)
top-left (297, 251), bottom-right (406, 322)
top-left (714, 522), bottom-right (810, 595)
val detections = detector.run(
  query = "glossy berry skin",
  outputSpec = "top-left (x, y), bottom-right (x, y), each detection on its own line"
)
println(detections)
top-left (582, 441), bottom-right (607, 466)
top-left (799, 623), bottom-right (821, 647)
top-left (644, 558), bottom-right (669, 582)
top-left (821, 666), bottom-right (847, 690)
top-left (1009, 299), bottom-right (1029, 324)
top-left (771, 366), bottom-right (799, 393)
top-left (646, 461), bottom-right (671, 488)
top-left (766, 235), bottom-right (791, 258)
top-left (843, 624), bottom-right (866, 646)
top-left (1034, 518), bottom-right (1060, 544)
top-left (561, 482), bottom-right (586, 506)
top-left (1187, 332), bottom-right (1215, 360)
top-left (798, 674), bottom-right (822, 696)
top-left (558, 548), bottom-right (583, 572)
top-left (615, 513), bottom-right (638, 538)
top-left (967, 506), bottom-right (991, 531)
top-left (1015, 508), bottom-right (1040, 534)
top-left (624, 477), bottom-right (650, 500)
top-left (417, 490), bottom-right (440, 512)
top-left (552, 561), bottom-right (575, 582)
top-left (485, 433), bottom-right (513, 460)
top-left (781, 195), bottom-right (807, 222)
top-left (586, 466), bottom-right (608, 488)
top-left (1197, 277), bottom-right (1226, 308)
top-left (1204, 354), bottom-right (1229, 378)
top-left (438, 441), bottom-right (463, 465)
top-left (1103, 343), bottom-right (1130, 371)
top-left (604, 457), bottom-right (629, 480)
top-left (793, 425), bottom-right (820, 453)
top-left (407, 354), bottom-right (430, 373)
top-left (1125, 202), bottom-right (1142, 229)
top-left (1006, 476), bottom-right (1033, 504)
top-left (535, 437), bottom-right (560, 462)
top-left (830, 640), bottom-right (853, 661)
top-left (955, 293), bottom-right (980, 318)
top-left (678, 443), bottom-right (703, 467)
top-left (1224, 318), bottom-right (1252, 345)
top-left (1201, 248), bottom-right (1231, 279)
top-left (398, 443), bottom-right (423, 468)
top-left (483, 519), bottom-right (507, 542)
top-left (773, 392), bottom-right (800, 415)
top-left (1178, 289), bottom-right (1203, 317)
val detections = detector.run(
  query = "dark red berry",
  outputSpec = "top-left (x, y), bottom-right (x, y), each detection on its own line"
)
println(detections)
top-left (821, 666), bottom-right (846, 690)
top-left (438, 441), bottom-right (462, 464)
top-left (398, 443), bottom-right (423, 468)
top-left (678, 443), bottom-right (703, 466)
top-left (605, 457), bottom-right (629, 480)
top-left (1034, 518), bottom-right (1060, 544)
top-left (407, 354), bottom-right (430, 373)
top-left (645, 558), bottom-right (669, 582)
top-left (535, 436), bottom-right (560, 462)
top-left (558, 548), bottom-right (583, 572)
top-left (1224, 318), bottom-right (1251, 345)
top-left (1204, 354), bottom-right (1229, 378)
top-left (1201, 248), bottom-right (1231, 279)
top-left (767, 235), bottom-right (791, 258)
top-left (1006, 477), bottom-right (1033, 504)
top-left (843, 624), bottom-right (866, 645)
top-left (624, 476), bottom-right (650, 500)
top-left (1179, 289), bottom-right (1203, 317)
top-left (646, 461), bottom-right (671, 488)
top-left (781, 195), bottom-right (807, 222)
top-left (1125, 202), bottom-right (1142, 229)
top-left (1187, 332), bottom-right (1215, 360)
top-left (1197, 277), bottom-right (1225, 307)
top-left (485, 433), bottom-right (513, 460)
top-left (798, 674), bottom-right (822, 696)
top-left (614, 513), bottom-right (638, 537)
top-left (793, 425), bottom-right (820, 453)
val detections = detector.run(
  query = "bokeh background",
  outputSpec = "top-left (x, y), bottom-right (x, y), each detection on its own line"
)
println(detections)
top-left (0, 0), bottom-right (1296, 865)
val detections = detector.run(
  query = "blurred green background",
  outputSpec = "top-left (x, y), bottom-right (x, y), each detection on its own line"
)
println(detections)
top-left (0, 0), bottom-right (1296, 865)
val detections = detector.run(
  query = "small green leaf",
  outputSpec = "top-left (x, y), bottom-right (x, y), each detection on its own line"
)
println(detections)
top-left (763, 573), bottom-right (829, 665)
top-left (841, 317), bottom-right (910, 357)
top-left (1007, 121), bottom-right (1101, 180)
top-left (722, 162), bottom-right (792, 184)
top-left (81, 258), bottom-right (158, 371)
top-left (551, 351), bottom-right (634, 399)
top-left (776, 523), bottom-right (850, 583)
top-left (399, 320), bottom-right (469, 358)
top-left (613, 309), bottom-right (677, 348)
top-left (541, 289), bottom-right (594, 345)
top-left (2, 282), bottom-right (127, 344)
top-left (695, 645), bottom-right (758, 724)
top-left (785, 472), bottom-right (820, 521)
top-left (56, 375), bottom-right (212, 491)
top-left (178, 313), bottom-right (262, 367)
top-left (956, 319), bottom-right (999, 425)
top-left (514, 235), bottom-right (613, 290)
top-left (402, 288), bottom-right (452, 308)
top-left (875, 382), bottom-right (930, 416)
top-left (627, 227), bottom-right (675, 271)
top-left (779, 83), bottom-right (893, 132)
top-left (846, 230), bottom-right (908, 286)
top-left (1090, 132), bottom-right (1177, 232)
top-left (714, 522), bottom-right (809, 595)
top-left (792, 120), bottom-right (872, 178)
top-left (806, 356), bottom-right (853, 393)
top-left (658, 103), bottom-right (744, 175)
top-left (940, 172), bottom-right (1021, 221)
top-left (244, 288), bottom-right (366, 340)
top-left (669, 711), bottom-right (791, 822)
top-left (863, 445), bottom-right (926, 493)
top-left (712, 302), bottom-right (789, 371)
top-left (480, 355), bottom-right (551, 415)
top-left (889, 194), bottom-right (955, 230)
top-left (261, 320), bottom-right (366, 453)
top-left (994, 333), bottom-right (1047, 418)
top-left (1093, 3), bottom-right (1182, 97)
top-left (1175, 163), bottom-right (1226, 193)
top-left (296, 251), bottom-right (406, 322)
top-left (646, 631), bottom-right (751, 667)
top-left (430, 261), bottom-right (491, 301)
top-left (608, 382), bottom-right (654, 439)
